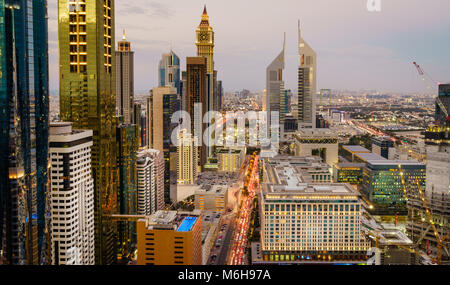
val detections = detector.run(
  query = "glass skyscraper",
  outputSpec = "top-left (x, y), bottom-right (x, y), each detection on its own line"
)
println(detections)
top-left (158, 50), bottom-right (181, 95)
top-left (0, 0), bottom-right (49, 265)
top-left (58, 0), bottom-right (118, 265)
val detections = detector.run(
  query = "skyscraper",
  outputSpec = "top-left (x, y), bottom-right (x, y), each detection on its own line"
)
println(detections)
top-left (58, 0), bottom-right (118, 265)
top-left (186, 57), bottom-right (207, 169)
top-left (177, 129), bottom-right (198, 185)
top-left (137, 149), bottom-right (165, 215)
top-left (49, 123), bottom-right (95, 265)
top-left (159, 50), bottom-right (181, 95)
top-left (436, 84), bottom-right (450, 125)
top-left (297, 21), bottom-right (316, 129)
top-left (0, 0), bottom-right (50, 265)
top-left (115, 30), bottom-right (134, 124)
top-left (116, 122), bottom-right (138, 258)
top-left (147, 86), bottom-right (178, 203)
top-left (266, 34), bottom-right (285, 130)
top-left (196, 6), bottom-right (215, 159)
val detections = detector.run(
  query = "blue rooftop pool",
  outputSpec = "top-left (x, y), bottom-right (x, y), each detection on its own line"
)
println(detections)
top-left (177, 216), bottom-right (197, 232)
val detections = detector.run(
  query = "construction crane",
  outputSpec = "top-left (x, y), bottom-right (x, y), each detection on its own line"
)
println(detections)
top-left (397, 165), bottom-right (449, 264)
top-left (412, 62), bottom-right (448, 119)
top-left (414, 178), bottom-right (449, 265)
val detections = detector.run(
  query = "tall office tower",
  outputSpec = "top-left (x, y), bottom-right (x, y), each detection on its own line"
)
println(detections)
top-left (48, 123), bottom-right (95, 265)
top-left (259, 158), bottom-right (370, 263)
top-left (137, 149), bottom-right (165, 215)
top-left (58, 0), bottom-right (118, 265)
top-left (181, 71), bottom-right (187, 112)
top-left (196, 6), bottom-right (215, 159)
top-left (297, 21), bottom-right (317, 129)
top-left (0, 0), bottom-right (49, 265)
top-left (137, 210), bottom-right (203, 265)
top-left (115, 30), bottom-right (134, 124)
top-left (266, 34), bottom-right (285, 129)
top-left (159, 50), bottom-right (181, 95)
top-left (116, 123), bottom-right (138, 258)
top-left (217, 80), bottom-right (223, 111)
top-left (186, 57), bottom-right (207, 169)
top-left (177, 129), bottom-right (198, 185)
top-left (133, 102), bottom-right (142, 146)
top-left (407, 126), bottom-right (450, 263)
top-left (436, 84), bottom-right (450, 125)
top-left (147, 86), bottom-right (178, 203)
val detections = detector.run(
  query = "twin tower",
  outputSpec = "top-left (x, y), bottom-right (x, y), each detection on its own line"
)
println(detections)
top-left (266, 21), bottom-right (317, 131)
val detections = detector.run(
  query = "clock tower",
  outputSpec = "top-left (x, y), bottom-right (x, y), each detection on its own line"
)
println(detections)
top-left (196, 5), bottom-right (214, 74)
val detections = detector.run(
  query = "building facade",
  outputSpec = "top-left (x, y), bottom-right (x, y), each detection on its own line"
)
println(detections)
top-left (137, 210), bottom-right (202, 265)
top-left (294, 129), bottom-right (338, 170)
top-left (297, 21), bottom-right (316, 129)
top-left (177, 129), bottom-right (198, 185)
top-left (115, 31), bottom-right (134, 124)
top-left (58, 0), bottom-right (118, 265)
top-left (158, 50), bottom-right (181, 95)
top-left (266, 35), bottom-right (285, 130)
top-left (49, 123), bottom-right (95, 265)
top-left (0, 0), bottom-right (50, 265)
top-left (436, 84), bottom-right (450, 125)
top-left (371, 136), bottom-right (395, 159)
top-left (362, 160), bottom-right (426, 215)
top-left (186, 56), bottom-right (207, 169)
top-left (407, 125), bottom-right (450, 263)
top-left (136, 149), bottom-right (165, 215)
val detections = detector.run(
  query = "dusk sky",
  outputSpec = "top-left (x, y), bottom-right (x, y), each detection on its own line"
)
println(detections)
top-left (48, 0), bottom-right (450, 94)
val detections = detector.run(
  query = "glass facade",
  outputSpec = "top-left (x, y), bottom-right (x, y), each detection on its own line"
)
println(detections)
top-left (116, 123), bottom-right (138, 260)
top-left (0, 0), bottom-right (49, 265)
top-left (362, 162), bottom-right (426, 215)
top-left (58, 0), bottom-right (118, 265)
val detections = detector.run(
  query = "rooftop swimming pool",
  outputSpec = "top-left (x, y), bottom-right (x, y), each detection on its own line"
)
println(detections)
top-left (177, 216), bottom-right (197, 232)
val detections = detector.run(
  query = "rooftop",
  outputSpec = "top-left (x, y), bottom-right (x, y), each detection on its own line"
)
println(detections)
top-left (342, 145), bottom-right (371, 153)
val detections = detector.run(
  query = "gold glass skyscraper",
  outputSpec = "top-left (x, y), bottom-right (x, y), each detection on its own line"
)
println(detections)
top-left (196, 6), bottom-right (214, 74)
top-left (58, 0), bottom-right (118, 265)
top-left (195, 6), bottom-right (215, 161)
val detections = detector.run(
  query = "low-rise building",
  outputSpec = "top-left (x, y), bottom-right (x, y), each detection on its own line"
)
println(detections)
top-left (136, 210), bottom-right (202, 265)
top-left (194, 185), bottom-right (228, 213)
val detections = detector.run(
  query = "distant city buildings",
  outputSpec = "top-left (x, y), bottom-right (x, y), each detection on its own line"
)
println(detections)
top-left (372, 136), bottom-right (395, 159)
top-left (158, 50), bottom-right (181, 94)
top-left (217, 148), bottom-right (245, 172)
top-left (49, 123), bottom-right (95, 265)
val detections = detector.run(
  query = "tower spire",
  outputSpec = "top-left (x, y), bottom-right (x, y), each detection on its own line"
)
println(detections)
top-left (122, 29), bottom-right (126, 41)
top-left (203, 5), bottom-right (207, 15)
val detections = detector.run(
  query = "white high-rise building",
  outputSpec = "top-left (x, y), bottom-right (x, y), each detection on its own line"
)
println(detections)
top-left (177, 129), bottom-right (198, 185)
top-left (49, 122), bottom-right (95, 265)
top-left (137, 149), bottom-right (165, 215)
top-left (297, 21), bottom-right (317, 129)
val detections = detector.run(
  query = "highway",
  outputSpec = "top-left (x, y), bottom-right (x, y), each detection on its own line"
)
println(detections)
top-left (228, 154), bottom-right (259, 265)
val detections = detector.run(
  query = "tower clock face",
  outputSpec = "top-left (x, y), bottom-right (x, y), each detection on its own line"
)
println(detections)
top-left (199, 32), bottom-right (209, 41)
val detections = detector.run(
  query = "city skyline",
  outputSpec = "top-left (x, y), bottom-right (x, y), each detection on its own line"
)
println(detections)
top-left (47, 0), bottom-right (450, 94)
